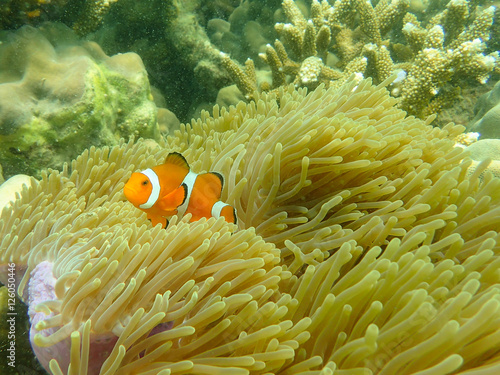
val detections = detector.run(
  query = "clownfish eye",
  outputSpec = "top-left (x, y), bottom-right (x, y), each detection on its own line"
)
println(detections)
top-left (142, 180), bottom-right (149, 186)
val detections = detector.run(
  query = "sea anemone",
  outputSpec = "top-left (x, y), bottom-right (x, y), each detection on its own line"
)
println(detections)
top-left (2, 79), bottom-right (500, 374)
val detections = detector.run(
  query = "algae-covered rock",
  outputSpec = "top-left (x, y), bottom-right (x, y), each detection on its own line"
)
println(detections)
top-left (0, 22), bottom-right (160, 179)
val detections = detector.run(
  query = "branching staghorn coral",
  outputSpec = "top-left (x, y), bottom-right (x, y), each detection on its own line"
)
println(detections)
top-left (221, 0), bottom-right (404, 95)
top-left (2, 79), bottom-right (500, 373)
top-left (400, 4), bottom-right (499, 116)
top-left (222, 0), bottom-right (499, 118)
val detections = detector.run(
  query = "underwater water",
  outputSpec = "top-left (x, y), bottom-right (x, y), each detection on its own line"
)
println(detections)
top-left (1, 0), bottom-right (500, 374)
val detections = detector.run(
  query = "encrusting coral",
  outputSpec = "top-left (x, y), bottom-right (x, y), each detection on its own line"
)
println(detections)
top-left (2, 78), bottom-right (500, 373)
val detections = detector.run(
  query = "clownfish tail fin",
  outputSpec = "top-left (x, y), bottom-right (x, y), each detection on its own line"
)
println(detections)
top-left (221, 204), bottom-right (237, 225)
top-left (165, 152), bottom-right (190, 170)
top-left (212, 201), bottom-right (237, 224)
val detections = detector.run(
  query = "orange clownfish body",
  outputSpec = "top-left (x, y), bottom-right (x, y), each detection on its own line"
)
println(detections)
top-left (123, 152), bottom-right (237, 227)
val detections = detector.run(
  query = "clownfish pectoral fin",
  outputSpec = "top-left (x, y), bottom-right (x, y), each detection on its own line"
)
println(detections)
top-left (197, 172), bottom-right (224, 199)
top-left (158, 184), bottom-right (187, 211)
top-left (148, 213), bottom-right (168, 228)
top-left (165, 152), bottom-right (190, 170)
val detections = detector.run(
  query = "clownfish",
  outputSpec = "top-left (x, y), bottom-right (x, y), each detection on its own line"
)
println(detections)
top-left (123, 152), bottom-right (237, 227)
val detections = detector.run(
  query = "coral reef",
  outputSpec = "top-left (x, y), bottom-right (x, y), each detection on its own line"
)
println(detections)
top-left (0, 23), bottom-right (160, 179)
top-left (3, 79), bottom-right (500, 373)
top-left (221, 0), bottom-right (499, 118)
top-left (3, 0), bottom-right (496, 125)
top-left (432, 82), bottom-right (490, 129)
top-left (207, 0), bottom-right (279, 65)
top-left (89, 0), bottom-right (237, 121)
top-left (0, 0), bottom-right (243, 121)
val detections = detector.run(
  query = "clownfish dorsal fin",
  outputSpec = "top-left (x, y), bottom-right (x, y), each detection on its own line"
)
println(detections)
top-left (165, 152), bottom-right (190, 171)
top-left (198, 172), bottom-right (224, 199)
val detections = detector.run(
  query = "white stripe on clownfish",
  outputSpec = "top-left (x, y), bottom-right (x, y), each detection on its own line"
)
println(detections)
top-left (139, 168), bottom-right (161, 209)
top-left (211, 201), bottom-right (229, 219)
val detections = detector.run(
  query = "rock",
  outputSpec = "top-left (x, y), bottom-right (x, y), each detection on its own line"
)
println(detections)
top-left (465, 139), bottom-right (500, 179)
top-left (467, 139), bottom-right (500, 160)
top-left (469, 80), bottom-right (500, 139)
top-left (157, 108), bottom-right (180, 135)
top-left (216, 84), bottom-right (245, 109)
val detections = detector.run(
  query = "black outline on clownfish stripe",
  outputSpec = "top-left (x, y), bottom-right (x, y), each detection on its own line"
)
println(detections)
top-left (179, 183), bottom-right (188, 206)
